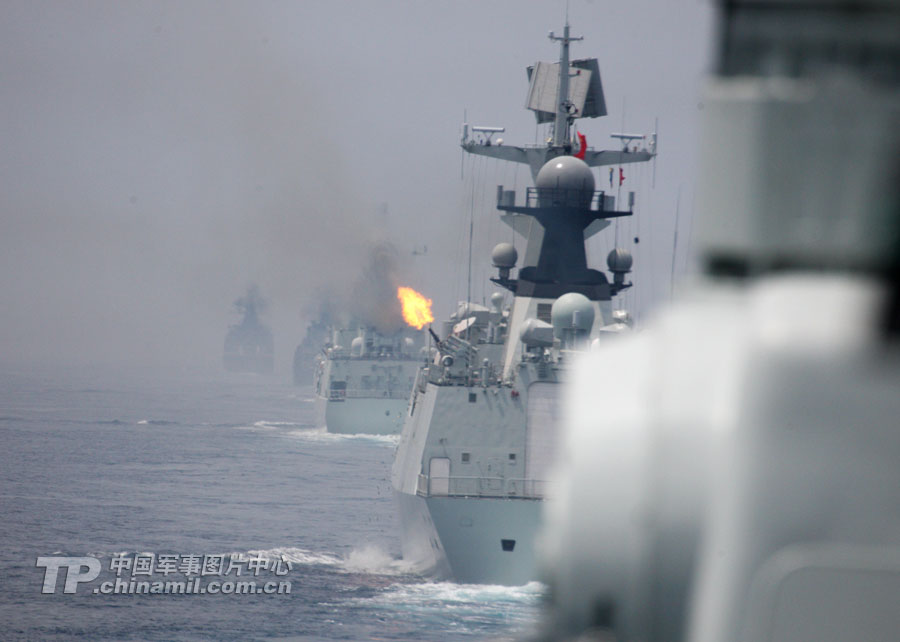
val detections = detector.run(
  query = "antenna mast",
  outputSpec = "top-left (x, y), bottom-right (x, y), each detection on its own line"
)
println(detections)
top-left (549, 22), bottom-right (583, 147)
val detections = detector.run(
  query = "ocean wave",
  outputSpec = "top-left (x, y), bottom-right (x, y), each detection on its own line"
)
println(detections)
top-left (230, 544), bottom-right (414, 576)
top-left (84, 547), bottom-right (342, 568)
top-left (72, 544), bottom-right (417, 579)
top-left (374, 580), bottom-right (546, 604)
top-left (341, 544), bottom-right (419, 575)
top-left (284, 427), bottom-right (400, 446)
top-left (236, 546), bottom-right (342, 567)
top-left (86, 550), bottom-right (152, 559)
top-left (343, 579), bottom-right (546, 630)
top-left (234, 420), bottom-right (313, 432)
top-left (136, 419), bottom-right (178, 426)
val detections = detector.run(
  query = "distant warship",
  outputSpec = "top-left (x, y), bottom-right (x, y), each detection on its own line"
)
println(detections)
top-left (292, 318), bottom-right (329, 385)
top-left (223, 285), bottom-right (274, 375)
top-left (391, 21), bottom-right (656, 584)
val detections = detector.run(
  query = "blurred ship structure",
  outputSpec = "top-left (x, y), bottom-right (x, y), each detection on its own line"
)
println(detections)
top-left (292, 300), bottom-right (333, 386)
top-left (223, 285), bottom-right (275, 375)
top-left (539, 1), bottom-right (900, 641)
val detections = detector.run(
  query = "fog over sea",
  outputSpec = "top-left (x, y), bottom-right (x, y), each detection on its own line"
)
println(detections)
top-left (0, 3), bottom-right (714, 638)
top-left (0, 364), bottom-right (541, 640)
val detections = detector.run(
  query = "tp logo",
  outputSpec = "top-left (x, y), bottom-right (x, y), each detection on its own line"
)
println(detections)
top-left (36, 557), bottom-right (101, 594)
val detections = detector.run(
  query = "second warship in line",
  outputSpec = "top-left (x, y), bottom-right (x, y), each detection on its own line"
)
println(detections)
top-left (311, 242), bottom-right (430, 435)
top-left (391, 21), bottom-right (656, 584)
top-left (314, 324), bottom-right (424, 435)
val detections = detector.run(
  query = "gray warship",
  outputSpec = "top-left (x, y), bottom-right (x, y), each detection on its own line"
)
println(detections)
top-left (293, 318), bottom-right (330, 386)
top-left (391, 21), bottom-right (656, 584)
top-left (312, 242), bottom-right (428, 435)
top-left (223, 285), bottom-right (274, 375)
top-left (314, 324), bottom-right (423, 435)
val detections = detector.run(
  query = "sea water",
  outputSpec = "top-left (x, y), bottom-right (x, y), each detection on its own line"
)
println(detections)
top-left (0, 364), bottom-right (542, 640)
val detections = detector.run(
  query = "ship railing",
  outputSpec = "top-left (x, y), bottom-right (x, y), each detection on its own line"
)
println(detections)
top-left (523, 186), bottom-right (608, 211)
top-left (328, 354), bottom-right (422, 362)
top-left (416, 475), bottom-right (548, 499)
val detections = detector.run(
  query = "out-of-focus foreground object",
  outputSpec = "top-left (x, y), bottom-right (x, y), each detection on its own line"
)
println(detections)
top-left (538, 1), bottom-right (900, 641)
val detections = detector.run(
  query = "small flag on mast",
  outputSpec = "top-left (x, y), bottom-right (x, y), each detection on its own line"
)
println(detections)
top-left (574, 132), bottom-right (587, 160)
top-left (608, 168), bottom-right (614, 189)
top-left (619, 167), bottom-right (625, 186)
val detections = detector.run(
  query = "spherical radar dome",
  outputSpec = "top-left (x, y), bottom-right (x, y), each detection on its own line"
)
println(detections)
top-left (536, 155), bottom-right (595, 193)
top-left (551, 292), bottom-right (595, 334)
top-left (607, 248), bottom-right (633, 272)
top-left (492, 242), bottom-right (518, 268)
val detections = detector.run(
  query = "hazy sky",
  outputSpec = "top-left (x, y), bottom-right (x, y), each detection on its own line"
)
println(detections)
top-left (0, 0), bottom-right (714, 373)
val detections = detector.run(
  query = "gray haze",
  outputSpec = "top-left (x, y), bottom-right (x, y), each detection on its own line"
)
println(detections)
top-left (0, 1), bottom-right (713, 373)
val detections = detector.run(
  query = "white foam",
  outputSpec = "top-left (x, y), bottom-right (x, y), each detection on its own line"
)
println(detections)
top-left (346, 579), bottom-right (546, 629)
top-left (377, 580), bottom-right (546, 604)
top-left (228, 544), bottom-right (413, 576)
top-left (235, 546), bottom-right (343, 567)
top-left (234, 420), bottom-right (311, 432)
top-left (87, 550), bottom-right (131, 558)
top-left (341, 544), bottom-right (417, 575)
top-left (284, 427), bottom-right (400, 446)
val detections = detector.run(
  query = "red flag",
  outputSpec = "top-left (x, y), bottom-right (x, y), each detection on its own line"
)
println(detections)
top-left (619, 167), bottom-right (625, 186)
top-left (574, 132), bottom-right (587, 160)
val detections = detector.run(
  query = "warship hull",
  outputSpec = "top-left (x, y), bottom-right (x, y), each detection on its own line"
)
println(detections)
top-left (392, 376), bottom-right (552, 585)
top-left (314, 393), bottom-right (407, 435)
top-left (394, 488), bottom-right (542, 585)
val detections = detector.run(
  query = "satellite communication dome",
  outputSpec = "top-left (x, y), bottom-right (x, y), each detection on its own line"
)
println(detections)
top-left (492, 243), bottom-right (518, 268)
top-left (607, 248), bottom-right (633, 273)
top-left (350, 336), bottom-right (364, 356)
top-left (490, 292), bottom-right (505, 310)
top-left (551, 292), bottom-right (595, 335)
top-left (535, 156), bottom-right (595, 193)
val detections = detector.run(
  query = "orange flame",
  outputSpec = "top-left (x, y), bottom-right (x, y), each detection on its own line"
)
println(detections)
top-left (397, 286), bottom-right (434, 330)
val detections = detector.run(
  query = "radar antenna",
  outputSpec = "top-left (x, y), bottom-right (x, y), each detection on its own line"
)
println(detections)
top-left (548, 21), bottom-right (583, 147)
top-left (460, 22), bottom-right (657, 179)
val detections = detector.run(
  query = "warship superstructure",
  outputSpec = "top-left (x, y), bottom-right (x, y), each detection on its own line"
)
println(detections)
top-left (223, 285), bottom-right (274, 375)
top-left (314, 325), bottom-right (423, 435)
top-left (391, 22), bottom-right (656, 584)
